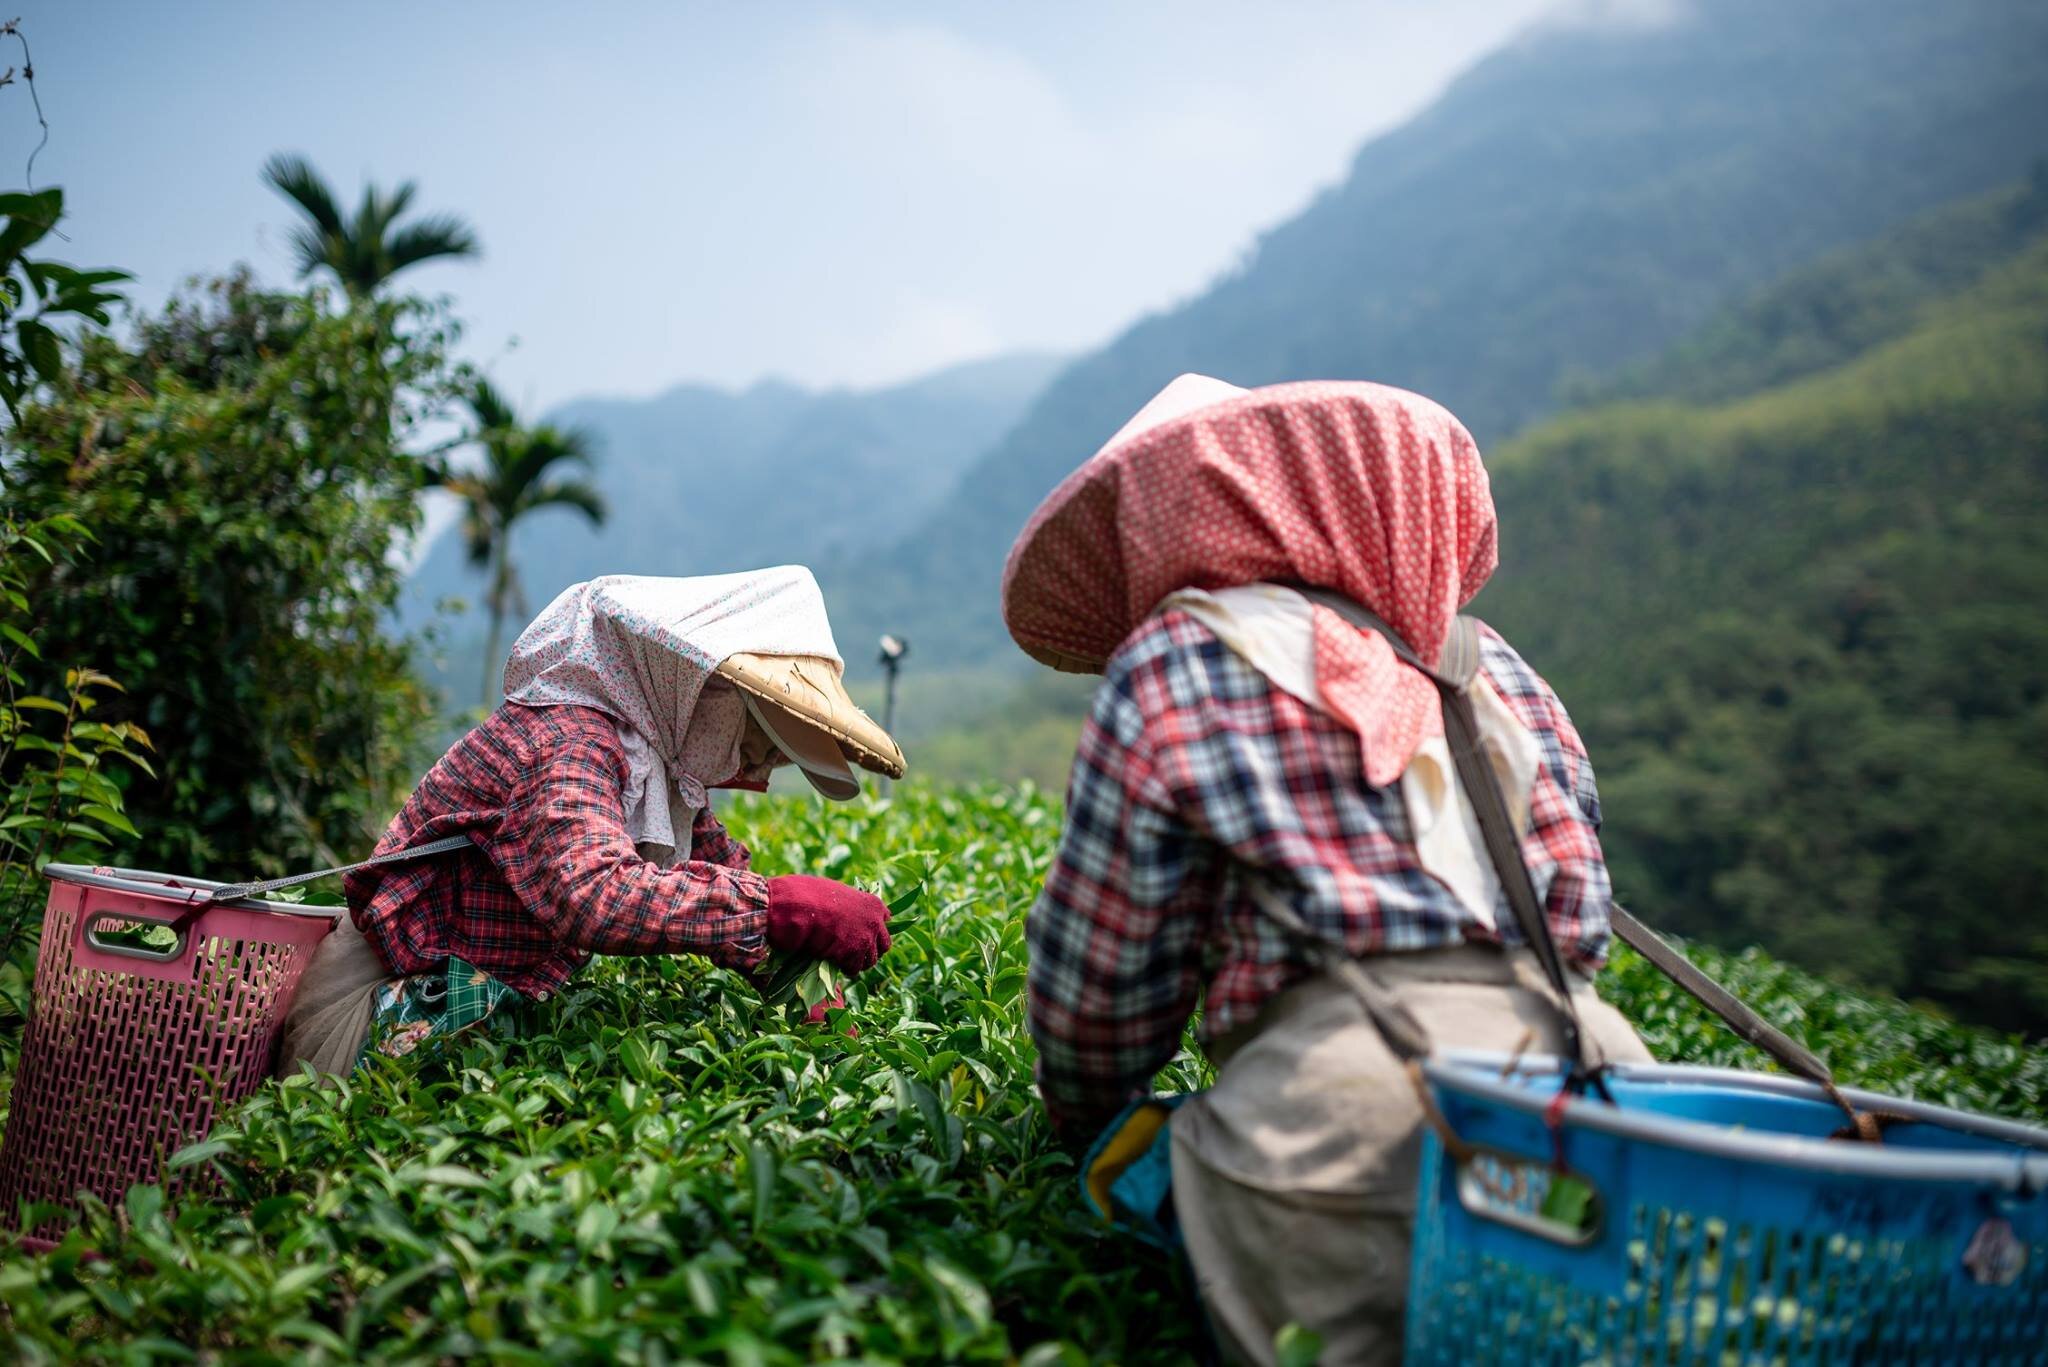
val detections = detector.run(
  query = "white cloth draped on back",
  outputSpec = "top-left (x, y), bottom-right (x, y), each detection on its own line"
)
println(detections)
top-left (1158, 583), bottom-right (1541, 931)
top-left (502, 567), bottom-right (843, 864)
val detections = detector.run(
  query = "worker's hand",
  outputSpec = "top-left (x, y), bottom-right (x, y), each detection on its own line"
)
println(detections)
top-left (764, 874), bottom-right (891, 974)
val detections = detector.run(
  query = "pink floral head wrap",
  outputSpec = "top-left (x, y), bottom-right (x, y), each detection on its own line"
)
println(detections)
top-left (1000, 376), bottom-right (1499, 787)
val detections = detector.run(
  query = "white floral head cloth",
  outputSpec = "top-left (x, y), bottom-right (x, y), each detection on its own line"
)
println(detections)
top-left (503, 567), bottom-right (844, 862)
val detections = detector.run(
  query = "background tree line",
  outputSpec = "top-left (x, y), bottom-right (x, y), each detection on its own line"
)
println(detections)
top-left (0, 154), bottom-right (603, 938)
top-left (1478, 174), bottom-right (2048, 1036)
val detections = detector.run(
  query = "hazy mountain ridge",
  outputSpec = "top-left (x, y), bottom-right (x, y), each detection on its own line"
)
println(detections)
top-left (403, 350), bottom-right (1063, 640)
top-left (826, 0), bottom-right (2048, 670)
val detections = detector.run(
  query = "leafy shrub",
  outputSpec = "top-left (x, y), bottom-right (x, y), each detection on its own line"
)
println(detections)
top-left (0, 784), bottom-right (2038, 1362)
top-left (0, 189), bottom-right (150, 951)
top-left (0, 187), bottom-right (127, 419)
top-left (0, 295), bottom-right (149, 1098)
top-left (0, 515), bottom-right (155, 919)
top-left (2, 272), bottom-right (465, 878)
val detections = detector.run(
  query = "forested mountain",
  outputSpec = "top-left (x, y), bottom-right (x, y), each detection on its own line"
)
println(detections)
top-left (403, 351), bottom-right (1061, 633)
top-left (1474, 175), bottom-right (2048, 1035)
top-left (1588, 176), bottom-right (2048, 407)
top-left (828, 0), bottom-right (2048, 667)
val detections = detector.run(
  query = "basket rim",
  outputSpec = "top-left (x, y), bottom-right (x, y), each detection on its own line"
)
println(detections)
top-left (1427, 1051), bottom-right (2048, 1188)
top-left (42, 863), bottom-right (344, 919)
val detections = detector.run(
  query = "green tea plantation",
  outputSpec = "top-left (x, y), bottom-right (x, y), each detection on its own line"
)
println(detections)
top-left (1, 786), bottom-right (2043, 1362)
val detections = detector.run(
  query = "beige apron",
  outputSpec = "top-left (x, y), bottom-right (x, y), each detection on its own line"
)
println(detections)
top-left (1169, 948), bottom-right (1650, 1366)
top-left (274, 918), bottom-right (400, 1078)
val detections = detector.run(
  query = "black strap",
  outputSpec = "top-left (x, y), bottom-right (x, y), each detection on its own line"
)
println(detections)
top-left (204, 833), bottom-right (477, 905)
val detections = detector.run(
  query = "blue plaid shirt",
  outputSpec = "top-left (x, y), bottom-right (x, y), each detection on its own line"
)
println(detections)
top-left (1026, 608), bottom-right (1614, 1137)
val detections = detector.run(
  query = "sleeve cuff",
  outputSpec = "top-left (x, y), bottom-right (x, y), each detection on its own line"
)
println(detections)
top-left (711, 869), bottom-right (772, 972)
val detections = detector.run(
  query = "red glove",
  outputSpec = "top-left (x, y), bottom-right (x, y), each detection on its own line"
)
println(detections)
top-left (764, 875), bottom-right (891, 974)
top-left (807, 990), bottom-right (859, 1037)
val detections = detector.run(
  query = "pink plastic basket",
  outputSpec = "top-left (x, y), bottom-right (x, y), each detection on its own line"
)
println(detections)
top-left (0, 865), bottom-right (336, 1247)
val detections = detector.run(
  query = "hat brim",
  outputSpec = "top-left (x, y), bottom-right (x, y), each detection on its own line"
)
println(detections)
top-left (1002, 374), bottom-right (1253, 676)
top-left (742, 694), bottom-right (862, 800)
top-left (715, 652), bottom-right (907, 789)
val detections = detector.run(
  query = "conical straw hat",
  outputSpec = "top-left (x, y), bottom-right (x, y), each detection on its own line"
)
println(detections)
top-left (716, 652), bottom-right (906, 784)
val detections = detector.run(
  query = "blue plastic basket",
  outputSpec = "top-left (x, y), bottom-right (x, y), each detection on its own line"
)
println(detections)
top-left (1405, 1053), bottom-right (2048, 1364)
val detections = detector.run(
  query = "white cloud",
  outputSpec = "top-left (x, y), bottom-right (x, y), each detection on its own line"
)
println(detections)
top-left (845, 293), bottom-right (1007, 388)
top-left (1532, 0), bottom-right (1693, 34)
top-left (47, 3), bottom-right (1554, 409)
top-left (734, 10), bottom-right (1521, 392)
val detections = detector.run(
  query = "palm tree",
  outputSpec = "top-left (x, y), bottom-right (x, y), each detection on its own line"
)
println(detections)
top-left (262, 152), bottom-right (479, 297)
top-left (433, 380), bottom-right (607, 703)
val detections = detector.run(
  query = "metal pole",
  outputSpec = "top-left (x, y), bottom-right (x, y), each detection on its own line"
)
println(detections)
top-left (877, 635), bottom-right (907, 737)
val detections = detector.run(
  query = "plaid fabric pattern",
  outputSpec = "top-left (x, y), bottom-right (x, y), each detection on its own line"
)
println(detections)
top-left (1027, 609), bottom-right (1613, 1138)
top-left (359, 956), bottom-right (525, 1066)
top-left (346, 702), bottom-right (770, 1000)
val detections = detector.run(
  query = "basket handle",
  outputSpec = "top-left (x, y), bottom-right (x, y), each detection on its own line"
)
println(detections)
top-left (69, 893), bottom-right (204, 981)
top-left (1450, 1140), bottom-right (1606, 1247)
top-left (1406, 1062), bottom-right (1606, 1247)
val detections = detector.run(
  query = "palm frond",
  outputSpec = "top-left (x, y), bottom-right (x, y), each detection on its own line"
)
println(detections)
top-left (467, 377), bottom-right (518, 431)
top-left (354, 180), bottom-right (417, 269)
top-left (504, 423), bottom-right (596, 496)
top-left (378, 180), bottom-right (419, 234)
top-left (284, 223), bottom-right (337, 281)
top-left (266, 154), bottom-right (474, 294)
top-left (342, 250), bottom-right (385, 297)
top-left (354, 182), bottom-right (379, 239)
top-left (261, 153), bottom-right (345, 236)
top-left (516, 477), bottom-right (608, 526)
top-left (386, 214), bottom-right (481, 272)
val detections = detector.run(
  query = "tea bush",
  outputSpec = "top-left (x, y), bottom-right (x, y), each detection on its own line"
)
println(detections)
top-left (0, 784), bottom-right (2040, 1363)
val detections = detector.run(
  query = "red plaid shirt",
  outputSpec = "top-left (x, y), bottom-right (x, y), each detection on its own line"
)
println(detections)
top-left (345, 702), bottom-right (769, 1000)
top-left (1026, 609), bottom-right (1614, 1138)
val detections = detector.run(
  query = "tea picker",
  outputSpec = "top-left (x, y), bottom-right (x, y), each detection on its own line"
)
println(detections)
top-left (0, 566), bottom-right (910, 1246)
top-left (1001, 375), bottom-right (2048, 1363)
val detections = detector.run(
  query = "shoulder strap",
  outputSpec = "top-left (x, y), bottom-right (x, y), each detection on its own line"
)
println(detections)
top-left (1246, 881), bottom-right (1433, 1061)
top-left (203, 833), bottom-right (477, 906)
top-left (1295, 588), bottom-right (1593, 1072)
top-left (1292, 589), bottom-right (1877, 1125)
top-left (1607, 903), bottom-right (1861, 1114)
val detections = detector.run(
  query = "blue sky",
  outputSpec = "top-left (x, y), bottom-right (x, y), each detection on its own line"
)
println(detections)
top-left (12, 2), bottom-right (1552, 412)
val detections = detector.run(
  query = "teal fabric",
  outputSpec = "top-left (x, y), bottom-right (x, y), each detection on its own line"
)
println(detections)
top-left (1079, 1093), bottom-right (1195, 1252)
top-left (357, 956), bottom-right (525, 1067)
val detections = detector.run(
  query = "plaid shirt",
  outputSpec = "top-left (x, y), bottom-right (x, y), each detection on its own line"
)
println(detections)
top-left (1026, 609), bottom-right (1613, 1138)
top-left (346, 702), bottom-right (769, 1000)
